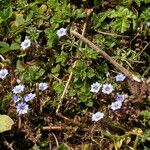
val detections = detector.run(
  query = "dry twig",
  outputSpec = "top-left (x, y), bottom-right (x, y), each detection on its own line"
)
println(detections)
top-left (97, 30), bottom-right (129, 38)
top-left (55, 11), bottom-right (91, 126)
top-left (70, 30), bottom-right (141, 82)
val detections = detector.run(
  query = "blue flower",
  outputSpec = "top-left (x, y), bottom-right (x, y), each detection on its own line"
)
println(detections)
top-left (115, 74), bottom-right (126, 81)
top-left (110, 101), bottom-right (122, 111)
top-left (56, 28), bottom-right (67, 38)
top-left (21, 37), bottom-right (31, 50)
top-left (0, 68), bottom-right (8, 79)
top-left (24, 93), bottom-right (36, 102)
top-left (92, 112), bottom-right (104, 122)
top-left (16, 102), bottom-right (29, 115)
top-left (39, 82), bottom-right (48, 91)
top-left (12, 95), bottom-right (21, 103)
top-left (102, 83), bottom-right (114, 94)
top-left (115, 94), bottom-right (127, 102)
top-left (90, 82), bottom-right (102, 93)
top-left (12, 84), bottom-right (25, 94)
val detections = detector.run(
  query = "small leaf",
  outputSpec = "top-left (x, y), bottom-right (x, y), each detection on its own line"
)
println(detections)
top-left (15, 14), bottom-right (25, 27)
top-left (10, 43), bottom-right (20, 50)
top-left (0, 41), bottom-right (10, 54)
top-left (16, 60), bottom-right (26, 72)
top-left (140, 7), bottom-right (150, 21)
top-left (80, 47), bottom-right (99, 59)
top-left (140, 110), bottom-right (150, 120)
top-left (0, 115), bottom-right (14, 133)
top-left (52, 81), bottom-right (64, 96)
top-left (58, 143), bottom-right (69, 150)
top-left (93, 12), bottom-right (108, 29)
top-left (56, 51), bottom-right (68, 66)
top-left (45, 28), bottom-right (57, 48)
top-left (31, 144), bottom-right (40, 150)
top-left (0, 6), bottom-right (12, 21)
top-left (51, 64), bottom-right (61, 76)
top-left (110, 18), bottom-right (130, 33)
top-left (0, 92), bottom-right (11, 113)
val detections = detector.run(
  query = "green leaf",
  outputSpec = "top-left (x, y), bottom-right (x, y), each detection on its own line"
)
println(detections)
top-left (134, 0), bottom-right (142, 6)
top-left (0, 42), bottom-right (10, 54)
top-left (110, 18), bottom-right (130, 33)
top-left (16, 60), bottom-right (26, 72)
top-left (109, 6), bottom-right (136, 19)
top-left (86, 68), bottom-right (95, 78)
top-left (0, 115), bottom-right (14, 133)
top-left (47, 0), bottom-right (59, 9)
top-left (73, 61), bottom-right (87, 81)
top-left (58, 144), bottom-right (69, 150)
top-left (45, 28), bottom-right (57, 48)
top-left (140, 110), bottom-right (150, 120)
top-left (28, 65), bottom-right (45, 80)
top-left (31, 144), bottom-right (40, 150)
top-left (47, 0), bottom-right (70, 28)
top-left (52, 81), bottom-right (64, 96)
top-left (75, 82), bottom-right (92, 106)
top-left (141, 130), bottom-right (150, 143)
top-left (140, 7), bottom-right (150, 21)
top-left (10, 43), bottom-right (20, 50)
top-left (19, 65), bottom-right (45, 83)
top-left (93, 12), bottom-right (108, 29)
top-left (71, 7), bottom-right (85, 19)
top-left (80, 47), bottom-right (99, 59)
top-left (51, 64), bottom-right (61, 76)
top-left (68, 88), bottom-right (76, 97)
top-left (0, 6), bottom-right (12, 21)
top-left (56, 51), bottom-right (68, 66)
top-left (15, 14), bottom-right (25, 27)
top-left (26, 27), bottom-right (40, 41)
top-left (0, 92), bottom-right (11, 113)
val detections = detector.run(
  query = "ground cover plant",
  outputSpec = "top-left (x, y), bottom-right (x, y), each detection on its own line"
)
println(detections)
top-left (0, 0), bottom-right (150, 149)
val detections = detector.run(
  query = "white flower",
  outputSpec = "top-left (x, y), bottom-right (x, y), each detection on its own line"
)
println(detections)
top-left (12, 84), bottom-right (25, 94)
top-left (102, 83), bottom-right (114, 94)
top-left (16, 102), bottom-right (29, 115)
top-left (110, 101), bottom-right (122, 111)
top-left (92, 112), bottom-right (104, 122)
top-left (115, 94), bottom-right (127, 102)
top-left (39, 82), bottom-right (48, 91)
top-left (24, 93), bottom-right (36, 102)
top-left (21, 37), bottom-right (31, 50)
top-left (56, 28), bottom-right (67, 38)
top-left (12, 95), bottom-right (21, 103)
top-left (90, 82), bottom-right (102, 93)
top-left (115, 74), bottom-right (126, 81)
top-left (0, 68), bottom-right (8, 79)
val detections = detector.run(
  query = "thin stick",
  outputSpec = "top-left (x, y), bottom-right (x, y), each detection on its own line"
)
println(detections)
top-left (139, 42), bottom-right (150, 56)
top-left (52, 133), bottom-right (59, 147)
top-left (3, 141), bottom-right (14, 150)
top-left (56, 70), bottom-right (74, 114)
top-left (18, 116), bottom-right (22, 129)
top-left (42, 125), bottom-right (91, 132)
top-left (97, 30), bottom-right (129, 38)
top-left (0, 54), bottom-right (5, 61)
top-left (71, 30), bottom-right (141, 82)
top-left (56, 61), bottom-right (82, 126)
top-left (56, 15), bottom-right (90, 126)
top-left (42, 126), bottom-right (63, 130)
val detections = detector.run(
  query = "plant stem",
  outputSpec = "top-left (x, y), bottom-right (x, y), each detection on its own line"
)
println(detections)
top-left (97, 30), bottom-right (129, 38)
